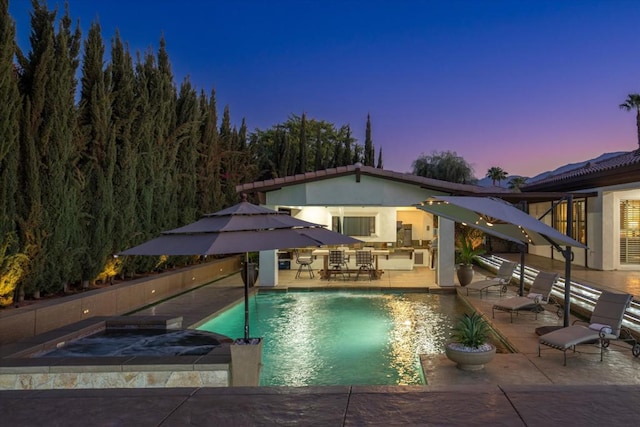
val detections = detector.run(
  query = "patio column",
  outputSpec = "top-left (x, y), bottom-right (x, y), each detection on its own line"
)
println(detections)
top-left (437, 218), bottom-right (455, 287)
top-left (259, 250), bottom-right (278, 287)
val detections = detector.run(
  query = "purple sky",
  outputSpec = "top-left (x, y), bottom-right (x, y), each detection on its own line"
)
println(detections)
top-left (9, 0), bottom-right (640, 178)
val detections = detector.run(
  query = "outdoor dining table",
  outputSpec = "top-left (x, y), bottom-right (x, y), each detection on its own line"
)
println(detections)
top-left (311, 248), bottom-right (389, 279)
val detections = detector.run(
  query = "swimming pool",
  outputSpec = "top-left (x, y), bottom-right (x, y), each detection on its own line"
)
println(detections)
top-left (198, 291), bottom-right (465, 386)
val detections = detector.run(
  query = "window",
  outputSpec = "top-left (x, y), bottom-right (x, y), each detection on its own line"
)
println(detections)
top-left (620, 200), bottom-right (640, 264)
top-left (332, 216), bottom-right (376, 236)
top-left (554, 199), bottom-right (586, 244)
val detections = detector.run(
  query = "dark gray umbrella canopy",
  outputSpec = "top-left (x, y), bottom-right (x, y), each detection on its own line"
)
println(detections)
top-left (416, 196), bottom-right (586, 249)
top-left (119, 228), bottom-right (344, 256)
top-left (120, 201), bottom-right (361, 256)
top-left (118, 199), bottom-right (361, 338)
top-left (416, 196), bottom-right (586, 326)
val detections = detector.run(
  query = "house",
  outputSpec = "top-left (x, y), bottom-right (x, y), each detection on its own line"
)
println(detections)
top-left (236, 163), bottom-right (576, 287)
top-left (522, 149), bottom-right (640, 271)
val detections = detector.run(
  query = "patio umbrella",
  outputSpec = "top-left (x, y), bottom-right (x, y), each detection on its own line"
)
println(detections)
top-left (416, 196), bottom-right (587, 327)
top-left (119, 198), bottom-right (361, 338)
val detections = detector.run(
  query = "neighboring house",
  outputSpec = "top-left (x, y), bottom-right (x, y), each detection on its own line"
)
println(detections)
top-left (522, 149), bottom-right (640, 271)
top-left (236, 164), bottom-right (572, 286)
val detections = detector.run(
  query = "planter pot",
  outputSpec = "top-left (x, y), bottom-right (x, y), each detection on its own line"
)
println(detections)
top-left (445, 342), bottom-right (496, 371)
top-left (241, 263), bottom-right (259, 287)
top-left (230, 337), bottom-right (263, 386)
top-left (456, 264), bottom-right (474, 286)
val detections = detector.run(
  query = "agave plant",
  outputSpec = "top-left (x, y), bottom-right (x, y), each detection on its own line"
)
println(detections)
top-left (450, 311), bottom-right (490, 349)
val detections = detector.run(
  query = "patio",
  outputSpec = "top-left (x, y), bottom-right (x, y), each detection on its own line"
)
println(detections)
top-left (2, 254), bottom-right (640, 425)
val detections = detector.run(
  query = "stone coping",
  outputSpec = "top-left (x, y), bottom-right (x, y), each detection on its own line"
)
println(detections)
top-left (0, 316), bottom-right (234, 389)
top-left (257, 286), bottom-right (457, 294)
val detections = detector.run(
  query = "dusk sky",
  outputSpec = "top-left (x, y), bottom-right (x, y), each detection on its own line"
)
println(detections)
top-left (9, 0), bottom-right (640, 178)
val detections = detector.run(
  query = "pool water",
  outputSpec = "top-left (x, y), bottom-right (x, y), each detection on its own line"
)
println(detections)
top-left (198, 291), bottom-right (464, 386)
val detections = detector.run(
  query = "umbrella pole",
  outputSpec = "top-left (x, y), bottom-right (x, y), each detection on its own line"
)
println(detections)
top-left (244, 252), bottom-right (250, 339)
top-left (563, 247), bottom-right (572, 327)
top-left (519, 245), bottom-right (525, 296)
top-left (563, 195), bottom-right (574, 328)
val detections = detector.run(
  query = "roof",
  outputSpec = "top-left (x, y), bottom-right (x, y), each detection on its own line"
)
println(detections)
top-left (523, 150), bottom-right (640, 192)
top-left (237, 164), bottom-right (500, 195)
top-left (236, 165), bottom-right (584, 204)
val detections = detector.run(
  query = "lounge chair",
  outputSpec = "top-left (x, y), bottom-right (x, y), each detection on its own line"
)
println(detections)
top-left (492, 271), bottom-right (559, 322)
top-left (538, 291), bottom-right (639, 365)
top-left (465, 261), bottom-right (517, 297)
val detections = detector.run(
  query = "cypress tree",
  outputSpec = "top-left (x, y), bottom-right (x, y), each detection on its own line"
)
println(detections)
top-left (314, 127), bottom-right (323, 170)
top-left (364, 113), bottom-right (374, 166)
top-left (45, 5), bottom-right (83, 292)
top-left (377, 147), bottom-right (384, 169)
top-left (175, 77), bottom-right (200, 225)
top-left (219, 105), bottom-right (241, 204)
top-left (197, 88), bottom-right (223, 214)
top-left (339, 125), bottom-right (353, 166)
top-left (132, 49), bottom-right (158, 272)
top-left (0, 0), bottom-right (20, 244)
top-left (16, 2), bottom-right (54, 297)
top-left (18, 2), bottom-right (82, 295)
top-left (331, 135), bottom-right (342, 168)
top-left (0, 0), bottom-right (24, 305)
top-left (276, 125), bottom-right (291, 177)
top-left (78, 21), bottom-right (116, 286)
top-left (154, 37), bottom-right (178, 232)
top-left (236, 118), bottom-right (257, 185)
top-left (353, 144), bottom-right (363, 165)
top-left (110, 31), bottom-right (138, 277)
top-left (298, 112), bottom-right (307, 173)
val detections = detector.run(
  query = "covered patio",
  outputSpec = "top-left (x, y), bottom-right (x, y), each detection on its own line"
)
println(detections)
top-left (236, 164), bottom-right (584, 290)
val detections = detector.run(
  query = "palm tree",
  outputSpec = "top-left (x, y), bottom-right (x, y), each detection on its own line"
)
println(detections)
top-left (486, 166), bottom-right (508, 187)
top-left (619, 93), bottom-right (640, 150)
top-left (507, 176), bottom-right (528, 192)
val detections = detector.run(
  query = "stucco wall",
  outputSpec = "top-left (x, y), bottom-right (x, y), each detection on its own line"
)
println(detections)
top-left (265, 174), bottom-right (447, 207)
top-left (0, 257), bottom-right (241, 346)
top-left (587, 193), bottom-right (603, 270)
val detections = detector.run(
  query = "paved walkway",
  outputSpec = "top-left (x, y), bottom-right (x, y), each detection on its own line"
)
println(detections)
top-left (3, 254), bottom-right (640, 426)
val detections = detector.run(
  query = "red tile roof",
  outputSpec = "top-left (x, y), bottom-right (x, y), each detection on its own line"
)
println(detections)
top-left (523, 150), bottom-right (640, 192)
top-left (236, 164), bottom-right (505, 196)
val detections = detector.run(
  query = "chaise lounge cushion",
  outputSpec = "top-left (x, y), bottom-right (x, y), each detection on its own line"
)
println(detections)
top-left (492, 296), bottom-right (537, 312)
top-left (538, 325), bottom-right (603, 350)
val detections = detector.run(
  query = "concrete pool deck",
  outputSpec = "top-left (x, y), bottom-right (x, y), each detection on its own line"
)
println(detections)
top-left (2, 256), bottom-right (640, 425)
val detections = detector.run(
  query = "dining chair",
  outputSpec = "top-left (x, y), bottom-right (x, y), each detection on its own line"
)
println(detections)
top-left (328, 249), bottom-right (348, 280)
top-left (294, 249), bottom-right (314, 279)
top-left (355, 250), bottom-right (375, 280)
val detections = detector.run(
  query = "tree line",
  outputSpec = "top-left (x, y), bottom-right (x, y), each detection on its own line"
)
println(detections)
top-left (0, 0), bottom-right (382, 306)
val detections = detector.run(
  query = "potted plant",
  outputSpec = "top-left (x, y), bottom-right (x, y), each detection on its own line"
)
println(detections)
top-left (455, 235), bottom-right (485, 286)
top-left (445, 311), bottom-right (496, 370)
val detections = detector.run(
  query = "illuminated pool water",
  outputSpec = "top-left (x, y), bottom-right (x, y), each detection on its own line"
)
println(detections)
top-left (198, 291), bottom-right (465, 386)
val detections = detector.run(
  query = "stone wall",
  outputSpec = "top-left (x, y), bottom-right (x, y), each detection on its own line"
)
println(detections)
top-left (0, 257), bottom-right (241, 346)
top-left (0, 362), bottom-right (230, 390)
